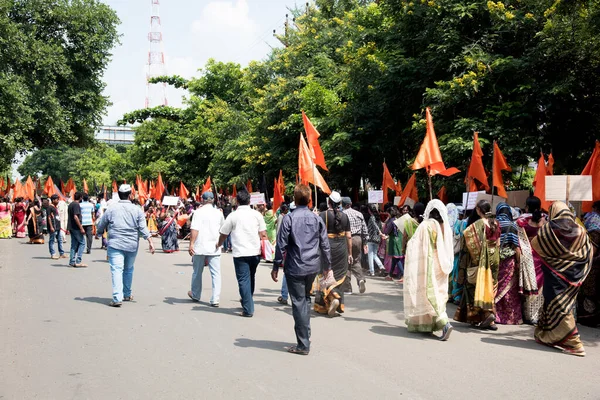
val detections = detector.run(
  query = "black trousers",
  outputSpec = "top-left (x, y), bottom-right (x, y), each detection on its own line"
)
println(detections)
top-left (83, 225), bottom-right (94, 252)
top-left (286, 273), bottom-right (317, 351)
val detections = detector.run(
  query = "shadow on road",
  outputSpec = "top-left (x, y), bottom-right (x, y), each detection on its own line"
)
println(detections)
top-left (74, 296), bottom-right (111, 306)
top-left (233, 338), bottom-right (291, 352)
top-left (370, 325), bottom-right (439, 340)
top-left (163, 296), bottom-right (193, 305)
top-left (50, 264), bottom-right (71, 268)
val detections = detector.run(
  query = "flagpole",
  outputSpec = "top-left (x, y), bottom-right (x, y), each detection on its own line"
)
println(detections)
top-left (427, 168), bottom-right (433, 201)
top-left (313, 158), bottom-right (318, 211)
top-left (464, 177), bottom-right (471, 218)
top-left (492, 140), bottom-right (496, 196)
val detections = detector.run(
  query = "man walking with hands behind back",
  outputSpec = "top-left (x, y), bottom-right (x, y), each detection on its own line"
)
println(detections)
top-left (188, 191), bottom-right (224, 307)
top-left (97, 184), bottom-right (155, 307)
top-left (272, 184), bottom-right (331, 355)
top-left (217, 190), bottom-right (268, 317)
top-left (68, 192), bottom-right (86, 268)
top-left (342, 197), bottom-right (368, 294)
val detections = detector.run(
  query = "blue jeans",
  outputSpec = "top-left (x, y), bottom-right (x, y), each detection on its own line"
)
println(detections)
top-left (69, 229), bottom-right (85, 265)
top-left (191, 255), bottom-right (221, 305)
top-left (367, 242), bottom-right (384, 274)
top-left (233, 256), bottom-right (260, 316)
top-left (48, 230), bottom-right (64, 256)
top-left (224, 235), bottom-right (232, 251)
top-left (281, 274), bottom-right (289, 301)
top-left (107, 247), bottom-right (137, 302)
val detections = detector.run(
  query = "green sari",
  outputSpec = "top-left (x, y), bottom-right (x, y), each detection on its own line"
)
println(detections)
top-left (264, 210), bottom-right (277, 244)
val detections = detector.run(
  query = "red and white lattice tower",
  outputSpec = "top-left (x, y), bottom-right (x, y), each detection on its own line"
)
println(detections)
top-left (145, 0), bottom-right (168, 108)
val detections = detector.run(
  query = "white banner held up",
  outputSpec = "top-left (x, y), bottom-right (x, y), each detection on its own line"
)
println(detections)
top-left (546, 176), bottom-right (592, 201)
top-left (368, 190), bottom-right (384, 204)
top-left (162, 196), bottom-right (179, 206)
top-left (462, 191), bottom-right (485, 210)
top-left (250, 192), bottom-right (266, 205)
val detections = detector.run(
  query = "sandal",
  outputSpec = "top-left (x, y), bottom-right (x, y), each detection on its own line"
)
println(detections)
top-left (277, 296), bottom-right (288, 305)
top-left (73, 263), bottom-right (88, 268)
top-left (287, 346), bottom-right (309, 356)
top-left (124, 295), bottom-right (134, 301)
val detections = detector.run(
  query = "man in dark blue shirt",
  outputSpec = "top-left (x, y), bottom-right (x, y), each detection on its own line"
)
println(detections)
top-left (272, 184), bottom-right (331, 355)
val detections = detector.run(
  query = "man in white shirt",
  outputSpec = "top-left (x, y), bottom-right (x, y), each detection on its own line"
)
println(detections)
top-left (188, 192), bottom-right (224, 307)
top-left (217, 190), bottom-right (267, 317)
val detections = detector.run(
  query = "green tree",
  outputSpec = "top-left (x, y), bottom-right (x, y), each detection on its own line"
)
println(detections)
top-left (0, 0), bottom-right (120, 172)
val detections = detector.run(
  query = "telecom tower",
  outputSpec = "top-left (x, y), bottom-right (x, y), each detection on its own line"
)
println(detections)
top-left (145, 0), bottom-right (168, 108)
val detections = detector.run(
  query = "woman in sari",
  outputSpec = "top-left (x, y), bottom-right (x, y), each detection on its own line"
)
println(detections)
top-left (159, 209), bottom-right (179, 253)
top-left (404, 200), bottom-right (454, 340)
top-left (26, 200), bottom-right (44, 244)
top-left (263, 204), bottom-right (277, 245)
top-left (494, 203), bottom-right (523, 325)
top-left (147, 206), bottom-right (159, 237)
top-left (577, 201), bottom-right (600, 327)
top-left (532, 202), bottom-right (592, 357)
top-left (447, 204), bottom-right (467, 304)
top-left (13, 197), bottom-right (27, 238)
top-left (454, 200), bottom-right (501, 330)
top-left (314, 192), bottom-right (351, 317)
top-left (516, 196), bottom-right (546, 324)
top-left (384, 206), bottom-right (405, 281)
top-left (0, 196), bottom-right (12, 238)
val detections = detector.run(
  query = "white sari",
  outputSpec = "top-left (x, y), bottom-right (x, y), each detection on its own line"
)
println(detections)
top-left (403, 200), bottom-right (454, 332)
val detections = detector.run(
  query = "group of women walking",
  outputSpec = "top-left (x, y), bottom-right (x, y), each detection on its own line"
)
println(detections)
top-left (0, 196), bottom-right (50, 243)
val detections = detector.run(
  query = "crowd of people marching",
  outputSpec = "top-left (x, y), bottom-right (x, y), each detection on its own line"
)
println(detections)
top-left (1, 184), bottom-right (599, 357)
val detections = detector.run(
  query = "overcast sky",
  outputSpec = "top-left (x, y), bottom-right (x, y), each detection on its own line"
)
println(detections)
top-left (102, 0), bottom-right (301, 125)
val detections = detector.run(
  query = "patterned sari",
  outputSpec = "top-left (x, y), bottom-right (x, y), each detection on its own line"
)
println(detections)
top-left (159, 212), bottom-right (179, 253)
top-left (0, 202), bottom-right (11, 238)
top-left (532, 202), bottom-right (592, 357)
top-left (454, 218), bottom-right (500, 326)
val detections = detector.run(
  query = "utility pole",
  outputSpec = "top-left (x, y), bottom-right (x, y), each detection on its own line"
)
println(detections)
top-left (145, 0), bottom-right (168, 108)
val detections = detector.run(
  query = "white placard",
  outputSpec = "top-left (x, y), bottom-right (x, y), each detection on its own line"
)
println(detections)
top-left (403, 198), bottom-right (416, 208)
top-left (462, 191), bottom-right (485, 210)
top-left (162, 195), bottom-right (179, 206)
top-left (368, 190), bottom-right (384, 204)
top-left (476, 193), bottom-right (507, 211)
top-left (546, 176), bottom-right (593, 201)
top-left (393, 196), bottom-right (402, 206)
top-left (250, 192), bottom-right (266, 205)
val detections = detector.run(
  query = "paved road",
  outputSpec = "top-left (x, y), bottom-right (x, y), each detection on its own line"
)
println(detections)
top-left (1, 237), bottom-right (599, 399)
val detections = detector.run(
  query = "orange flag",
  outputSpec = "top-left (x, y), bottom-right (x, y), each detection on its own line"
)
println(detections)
top-left (44, 176), bottom-right (56, 196)
top-left (246, 179), bottom-right (253, 193)
top-left (467, 132), bottom-right (490, 191)
top-left (382, 162), bottom-right (396, 205)
top-left (411, 108), bottom-right (460, 177)
top-left (437, 186), bottom-right (448, 204)
top-left (399, 173), bottom-right (418, 205)
top-left (533, 152), bottom-right (552, 211)
top-left (232, 185), bottom-right (237, 199)
top-left (155, 173), bottom-right (165, 198)
top-left (179, 181), bottom-right (190, 199)
top-left (112, 180), bottom-right (118, 193)
top-left (492, 141), bottom-right (511, 198)
top-left (278, 170), bottom-right (285, 195)
top-left (302, 111), bottom-right (328, 171)
top-left (395, 181), bottom-right (403, 196)
top-left (298, 134), bottom-right (331, 194)
top-left (202, 177), bottom-right (212, 194)
top-left (82, 179), bottom-right (89, 194)
top-left (64, 178), bottom-right (76, 195)
top-left (60, 180), bottom-right (65, 195)
top-left (581, 141), bottom-right (600, 212)
top-left (25, 176), bottom-right (35, 200)
top-left (272, 178), bottom-right (282, 213)
top-left (546, 153), bottom-right (555, 175)
top-left (13, 179), bottom-right (24, 199)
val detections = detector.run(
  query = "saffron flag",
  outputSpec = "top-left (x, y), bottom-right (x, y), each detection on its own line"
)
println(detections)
top-left (533, 152), bottom-right (552, 211)
top-left (581, 141), bottom-right (600, 212)
top-left (272, 178), bottom-right (282, 214)
top-left (278, 170), bottom-right (285, 195)
top-left (399, 173), bottom-right (418, 205)
top-left (155, 173), bottom-right (165, 199)
top-left (546, 153), bottom-right (555, 175)
top-left (112, 180), bottom-right (118, 194)
top-left (65, 178), bottom-right (76, 195)
top-left (232, 185), bottom-right (237, 199)
top-left (302, 111), bottom-right (328, 171)
top-left (411, 108), bottom-right (460, 177)
top-left (60, 180), bottom-right (65, 195)
top-left (298, 134), bottom-right (331, 194)
top-left (13, 179), bottom-right (24, 199)
top-left (492, 141), bottom-right (511, 198)
top-left (467, 132), bottom-right (490, 191)
top-left (437, 186), bottom-right (448, 204)
top-left (246, 179), bottom-right (253, 193)
top-left (25, 176), bottom-right (35, 200)
top-left (202, 177), bottom-right (212, 194)
top-left (179, 181), bottom-right (190, 199)
top-left (382, 162), bottom-right (396, 205)
top-left (82, 179), bottom-right (89, 194)
top-left (44, 176), bottom-right (56, 197)
top-left (395, 181), bottom-right (403, 196)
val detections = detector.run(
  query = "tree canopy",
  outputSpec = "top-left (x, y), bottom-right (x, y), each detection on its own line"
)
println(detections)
top-left (0, 0), bottom-right (120, 172)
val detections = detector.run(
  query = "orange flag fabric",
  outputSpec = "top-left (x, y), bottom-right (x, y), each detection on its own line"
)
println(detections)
top-left (437, 186), bottom-right (448, 204)
top-left (546, 153), bottom-right (555, 175)
top-left (272, 178), bottom-right (282, 214)
top-left (382, 162), bottom-right (396, 205)
top-left (13, 179), bottom-right (24, 199)
top-left (298, 134), bottom-right (331, 194)
top-left (25, 176), bottom-right (35, 200)
top-left (492, 141), bottom-right (511, 198)
top-left (82, 179), bottom-right (89, 194)
top-left (246, 179), bottom-right (253, 193)
top-left (202, 177), bottom-right (212, 194)
top-left (44, 176), bottom-right (56, 196)
top-left (581, 141), bottom-right (600, 212)
top-left (533, 152), bottom-right (552, 211)
top-left (399, 173), bottom-right (418, 206)
top-left (112, 180), bottom-right (118, 193)
top-left (64, 178), bottom-right (75, 195)
top-left (467, 132), bottom-right (490, 191)
top-left (411, 108), bottom-right (460, 177)
top-left (179, 181), bottom-right (190, 199)
top-left (302, 111), bottom-right (328, 171)
top-left (232, 185), bottom-right (237, 199)
top-left (278, 170), bottom-right (285, 196)
top-left (155, 173), bottom-right (165, 199)
top-left (395, 181), bottom-right (403, 196)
